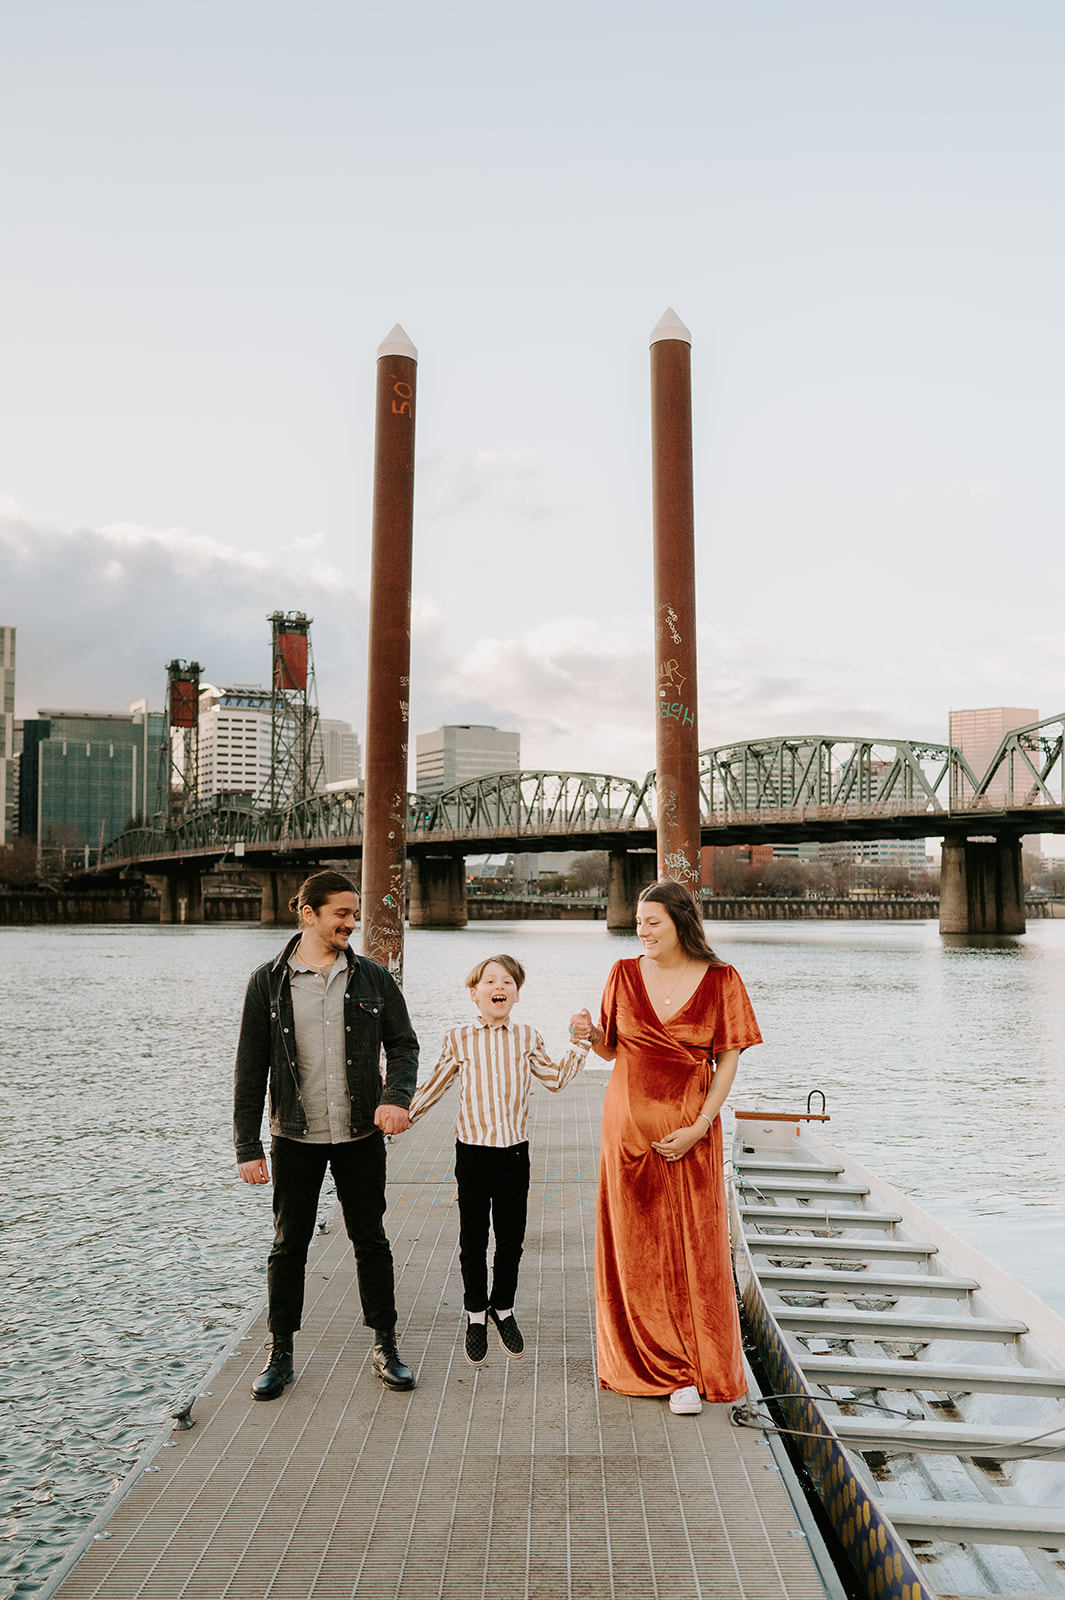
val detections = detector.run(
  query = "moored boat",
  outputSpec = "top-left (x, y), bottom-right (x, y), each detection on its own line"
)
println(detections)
top-left (729, 1101), bottom-right (1065, 1600)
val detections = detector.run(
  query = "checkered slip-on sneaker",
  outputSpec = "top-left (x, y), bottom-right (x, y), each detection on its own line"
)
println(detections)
top-left (487, 1308), bottom-right (525, 1359)
top-left (464, 1318), bottom-right (489, 1367)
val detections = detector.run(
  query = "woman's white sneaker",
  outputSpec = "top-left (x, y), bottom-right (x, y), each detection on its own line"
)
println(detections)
top-left (669, 1385), bottom-right (703, 1415)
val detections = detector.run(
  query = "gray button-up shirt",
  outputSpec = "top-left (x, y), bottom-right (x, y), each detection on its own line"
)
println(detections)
top-left (288, 950), bottom-right (369, 1144)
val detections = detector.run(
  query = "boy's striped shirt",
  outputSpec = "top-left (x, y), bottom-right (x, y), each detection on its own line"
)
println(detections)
top-left (409, 1017), bottom-right (588, 1147)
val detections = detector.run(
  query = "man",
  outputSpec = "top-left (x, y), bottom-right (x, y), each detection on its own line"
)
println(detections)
top-left (234, 869), bottom-right (418, 1399)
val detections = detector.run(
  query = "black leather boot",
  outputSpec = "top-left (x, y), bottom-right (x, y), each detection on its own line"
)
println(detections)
top-left (372, 1327), bottom-right (415, 1391)
top-left (251, 1336), bottom-right (294, 1401)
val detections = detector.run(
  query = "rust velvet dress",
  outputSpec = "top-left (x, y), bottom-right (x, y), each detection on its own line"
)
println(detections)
top-left (595, 958), bottom-right (762, 1400)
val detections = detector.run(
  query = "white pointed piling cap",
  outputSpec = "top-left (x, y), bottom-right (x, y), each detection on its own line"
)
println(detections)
top-left (377, 323), bottom-right (418, 361)
top-left (649, 307), bottom-right (691, 347)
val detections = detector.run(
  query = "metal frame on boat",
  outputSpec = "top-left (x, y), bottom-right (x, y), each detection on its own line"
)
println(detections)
top-left (729, 1102), bottom-right (1065, 1600)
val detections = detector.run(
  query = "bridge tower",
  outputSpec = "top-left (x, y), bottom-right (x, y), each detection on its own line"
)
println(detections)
top-left (262, 611), bottom-right (324, 813)
top-left (148, 659), bottom-right (205, 924)
top-left (162, 659), bottom-right (201, 824)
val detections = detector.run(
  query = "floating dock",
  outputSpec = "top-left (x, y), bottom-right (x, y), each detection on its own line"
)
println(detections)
top-left (45, 1076), bottom-right (833, 1599)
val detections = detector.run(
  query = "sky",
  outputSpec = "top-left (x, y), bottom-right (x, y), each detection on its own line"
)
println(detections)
top-left (2, 1), bottom-right (1063, 794)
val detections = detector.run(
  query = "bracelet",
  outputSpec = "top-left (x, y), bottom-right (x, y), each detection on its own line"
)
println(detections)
top-left (697, 1112), bottom-right (712, 1128)
top-left (570, 1025), bottom-right (602, 1045)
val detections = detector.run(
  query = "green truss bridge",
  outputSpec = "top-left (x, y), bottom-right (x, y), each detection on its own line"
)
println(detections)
top-left (96, 718), bottom-right (1065, 934)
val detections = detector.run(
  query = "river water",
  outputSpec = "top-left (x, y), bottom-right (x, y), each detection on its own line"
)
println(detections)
top-left (3, 918), bottom-right (1065, 1595)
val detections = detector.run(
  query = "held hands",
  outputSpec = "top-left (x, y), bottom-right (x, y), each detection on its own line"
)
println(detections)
top-left (651, 1123), bottom-right (707, 1163)
top-left (236, 1107), bottom-right (409, 1181)
top-left (568, 1008), bottom-right (602, 1046)
top-left (375, 1104), bottom-right (411, 1137)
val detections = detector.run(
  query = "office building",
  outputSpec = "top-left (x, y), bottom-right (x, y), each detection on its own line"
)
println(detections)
top-left (950, 707), bottom-right (1039, 805)
top-left (415, 724), bottom-right (520, 799)
top-left (19, 705), bottom-right (166, 860)
top-left (320, 719), bottom-right (361, 787)
top-left (819, 837), bottom-right (928, 876)
top-left (10, 720), bottom-right (23, 837)
top-left (950, 705), bottom-right (1042, 856)
top-left (771, 842), bottom-right (821, 863)
top-left (197, 684), bottom-right (274, 802)
top-left (197, 685), bottom-right (343, 804)
top-left (0, 626), bottom-right (14, 843)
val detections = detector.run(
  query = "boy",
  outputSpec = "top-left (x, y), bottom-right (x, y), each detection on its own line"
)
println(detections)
top-left (408, 954), bottom-right (590, 1366)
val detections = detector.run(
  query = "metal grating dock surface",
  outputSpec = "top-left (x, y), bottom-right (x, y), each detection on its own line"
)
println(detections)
top-left (50, 1077), bottom-right (828, 1600)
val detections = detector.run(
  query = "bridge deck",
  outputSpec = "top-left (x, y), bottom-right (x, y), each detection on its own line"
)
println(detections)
top-left (47, 1076), bottom-right (829, 1600)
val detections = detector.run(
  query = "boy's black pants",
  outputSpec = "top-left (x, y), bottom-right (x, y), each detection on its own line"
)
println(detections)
top-left (455, 1139), bottom-right (530, 1312)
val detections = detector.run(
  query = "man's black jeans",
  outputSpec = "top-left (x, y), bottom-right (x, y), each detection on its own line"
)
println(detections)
top-left (454, 1139), bottom-right (530, 1312)
top-left (267, 1133), bottom-right (396, 1335)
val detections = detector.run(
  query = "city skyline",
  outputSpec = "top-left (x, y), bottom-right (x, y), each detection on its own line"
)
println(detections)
top-left (2, 5), bottom-right (1063, 784)
top-left (9, 651), bottom-right (1062, 863)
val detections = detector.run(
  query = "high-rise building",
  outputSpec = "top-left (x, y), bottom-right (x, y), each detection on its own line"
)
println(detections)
top-left (320, 719), bottom-right (361, 787)
top-left (18, 705), bottom-right (166, 861)
top-left (950, 707), bottom-right (1039, 805)
top-left (10, 719), bottom-right (23, 837)
top-left (197, 684), bottom-right (274, 802)
top-left (198, 683), bottom-right (338, 806)
top-left (415, 725), bottom-right (520, 799)
top-left (197, 684), bottom-right (343, 805)
top-left (950, 704), bottom-right (1042, 856)
top-left (0, 626), bottom-right (14, 844)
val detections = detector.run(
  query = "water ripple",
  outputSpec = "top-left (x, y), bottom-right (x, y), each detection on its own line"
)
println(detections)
top-left (3, 918), bottom-right (1065, 1593)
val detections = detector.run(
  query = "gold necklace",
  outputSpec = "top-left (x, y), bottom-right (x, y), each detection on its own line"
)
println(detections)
top-left (298, 943), bottom-right (336, 973)
top-left (648, 958), bottom-right (689, 1007)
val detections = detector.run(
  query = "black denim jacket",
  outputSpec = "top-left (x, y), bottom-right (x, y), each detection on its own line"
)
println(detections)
top-left (233, 933), bottom-right (419, 1163)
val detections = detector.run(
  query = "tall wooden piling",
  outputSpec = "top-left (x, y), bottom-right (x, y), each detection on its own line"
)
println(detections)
top-left (650, 308), bottom-right (701, 894)
top-left (361, 324), bottom-right (418, 981)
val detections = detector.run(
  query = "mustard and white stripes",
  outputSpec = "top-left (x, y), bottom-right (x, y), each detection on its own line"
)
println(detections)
top-left (409, 1018), bottom-right (588, 1147)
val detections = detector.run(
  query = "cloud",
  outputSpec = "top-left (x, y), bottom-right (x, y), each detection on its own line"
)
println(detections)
top-left (6, 498), bottom-right (1062, 788)
top-left (472, 448), bottom-right (540, 475)
top-left (415, 617), bottom-right (655, 776)
top-left (0, 502), bottom-right (369, 724)
top-left (418, 445), bottom-right (552, 523)
top-left (407, 616), bottom-right (929, 778)
top-left (697, 632), bottom-right (910, 744)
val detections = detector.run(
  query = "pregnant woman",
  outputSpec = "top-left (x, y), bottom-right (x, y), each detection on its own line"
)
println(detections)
top-left (571, 879), bottom-right (762, 1415)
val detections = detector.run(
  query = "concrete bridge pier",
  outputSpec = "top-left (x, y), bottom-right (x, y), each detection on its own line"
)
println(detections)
top-left (606, 849), bottom-right (658, 930)
top-left (145, 869), bottom-right (205, 925)
top-left (253, 870), bottom-right (303, 928)
top-left (939, 835), bottom-right (1025, 935)
top-left (409, 854), bottom-right (467, 928)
